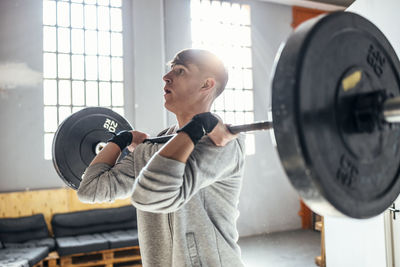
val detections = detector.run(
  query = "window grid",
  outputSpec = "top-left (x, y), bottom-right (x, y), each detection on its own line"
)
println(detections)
top-left (43, 0), bottom-right (124, 159)
top-left (190, 0), bottom-right (255, 154)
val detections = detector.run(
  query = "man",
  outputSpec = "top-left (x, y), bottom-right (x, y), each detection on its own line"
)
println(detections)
top-left (78, 49), bottom-right (246, 266)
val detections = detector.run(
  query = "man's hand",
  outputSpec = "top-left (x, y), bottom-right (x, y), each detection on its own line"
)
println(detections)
top-left (89, 130), bottom-right (148, 166)
top-left (208, 121), bottom-right (238, 147)
top-left (127, 131), bottom-right (149, 152)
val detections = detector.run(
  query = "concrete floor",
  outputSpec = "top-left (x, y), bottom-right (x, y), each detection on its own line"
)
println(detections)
top-left (238, 229), bottom-right (321, 267)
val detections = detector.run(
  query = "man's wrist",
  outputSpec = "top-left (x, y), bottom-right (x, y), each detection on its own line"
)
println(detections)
top-left (177, 112), bottom-right (218, 145)
top-left (107, 130), bottom-right (132, 151)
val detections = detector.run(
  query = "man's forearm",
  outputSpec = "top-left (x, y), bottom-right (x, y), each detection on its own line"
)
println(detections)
top-left (158, 132), bottom-right (195, 163)
top-left (89, 142), bottom-right (121, 166)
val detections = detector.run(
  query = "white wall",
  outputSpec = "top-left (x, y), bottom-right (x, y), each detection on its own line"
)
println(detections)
top-left (325, 0), bottom-right (400, 266)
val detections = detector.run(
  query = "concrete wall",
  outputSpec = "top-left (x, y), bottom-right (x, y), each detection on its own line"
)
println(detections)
top-left (324, 0), bottom-right (400, 266)
top-left (0, 0), bottom-right (301, 236)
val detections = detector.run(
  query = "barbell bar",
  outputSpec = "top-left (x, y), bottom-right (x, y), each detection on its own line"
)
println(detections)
top-left (52, 11), bottom-right (400, 219)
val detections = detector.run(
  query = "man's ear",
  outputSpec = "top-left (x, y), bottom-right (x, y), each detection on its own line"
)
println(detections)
top-left (201, 78), bottom-right (215, 92)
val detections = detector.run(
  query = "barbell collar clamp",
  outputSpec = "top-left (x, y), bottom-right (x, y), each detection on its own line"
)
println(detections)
top-left (383, 96), bottom-right (400, 123)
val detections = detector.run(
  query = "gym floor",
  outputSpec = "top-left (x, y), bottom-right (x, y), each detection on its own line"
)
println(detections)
top-left (239, 229), bottom-right (321, 267)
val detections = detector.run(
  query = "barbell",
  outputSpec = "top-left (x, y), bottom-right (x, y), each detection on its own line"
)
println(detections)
top-left (52, 11), bottom-right (400, 219)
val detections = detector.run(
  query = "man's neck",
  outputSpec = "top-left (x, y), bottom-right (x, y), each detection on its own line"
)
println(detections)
top-left (176, 109), bottom-right (210, 128)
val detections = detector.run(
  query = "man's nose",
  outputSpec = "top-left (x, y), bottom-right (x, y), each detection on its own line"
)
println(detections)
top-left (163, 73), bottom-right (172, 84)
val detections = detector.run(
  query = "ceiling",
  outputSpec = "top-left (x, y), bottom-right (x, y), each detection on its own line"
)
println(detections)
top-left (257, 0), bottom-right (356, 11)
top-left (309, 0), bottom-right (355, 7)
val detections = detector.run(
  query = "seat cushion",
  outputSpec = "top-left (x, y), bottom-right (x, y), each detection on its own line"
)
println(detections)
top-left (101, 229), bottom-right (139, 249)
top-left (55, 233), bottom-right (109, 256)
top-left (0, 247), bottom-right (49, 266)
top-left (0, 214), bottom-right (50, 243)
top-left (4, 237), bottom-right (56, 251)
top-left (0, 258), bottom-right (29, 267)
top-left (52, 205), bottom-right (136, 237)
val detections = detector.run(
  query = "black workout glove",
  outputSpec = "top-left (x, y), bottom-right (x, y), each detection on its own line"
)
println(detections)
top-left (177, 112), bottom-right (219, 145)
top-left (107, 130), bottom-right (133, 151)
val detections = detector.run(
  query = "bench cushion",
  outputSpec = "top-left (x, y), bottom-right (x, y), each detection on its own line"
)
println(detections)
top-left (4, 237), bottom-right (56, 251)
top-left (55, 233), bottom-right (109, 256)
top-left (0, 258), bottom-right (29, 267)
top-left (0, 246), bottom-right (49, 266)
top-left (52, 205), bottom-right (136, 237)
top-left (101, 229), bottom-right (139, 249)
top-left (0, 214), bottom-right (49, 243)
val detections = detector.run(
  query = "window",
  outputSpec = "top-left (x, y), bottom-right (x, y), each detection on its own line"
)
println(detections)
top-left (190, 0), bottom-right (255, 154)
top-left (43, 0), bottom-right (124, 159)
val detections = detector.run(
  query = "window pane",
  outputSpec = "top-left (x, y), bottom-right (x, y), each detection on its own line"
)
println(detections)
top-left (43, 79), bottom-right (57, 105)
top-left (98, 31), bottom-right (110, 55)
top-left (225, 111), bottom-right (235, 124)
top-left (231, 4), bottom-right (242, 26)
top-left (244, 112), bottom-right (254, 123)
top-left (223, 90), bottom-right (235, 111)
top-left (111, 32), bottom-right (123, 56)
top-left (43, 1), bottom-right (56, 26)
top-left (110, 8), bottom-right (122, 32)
top-left (214, 94), bottom-right (224, 111)
top-left (72, 55), bottom-right (84, 80)
top-left (244, 90), bottom-right (253, 111)
top-left (112, 107), bottom-right (124, 116)
top-left (110, 0), bottom-right (122, 7)
top-left (58, 27), bottom-right (70, 53)
top-left (59, 106), bottom-right (72, 124)
top-left (85, 30), bottom-right (97, 55)
top-left (98, 0), bottom-right (110, 6)
top-left (71, 0), bottom-right (83, 3)
top-left (71, 29), bottom-right (84, 54)
top-left (85, 55), bottom-right (97, 80)
top-left (241, 5), bottom-right (251, 26)
top-left (72, 81), bottom-right (85, 105)
top-left (230, 68), bottom-right (243, 89)
top-left (242, 47), bottom-right (252, 68)
top-left (85, 0), bottom-right (96, 4)
top-left (239, 26), bottom-right (251, 47)
top-left (85, 5), bottom-right (97, 30)
top-left (243, 69), bottom-right (253, 89)
top-left (111, 57), bottom-right (123, 81)
top-left (72, 106), bottom-right (84, 113)
top-left (43, 53), bottom-right (57, 78)
top-left (43, 26), bottom-right (56, 52)
top-left (57, 1), bottom-right (70, 27)
top-left (98, 56), bottom-right (110, 81)
top-left (71, 3), bottom-right (84, 28)
top-left (44, 133), bottom-right (55, 160)
top-left (98, 6), bottom-right (110, 31)
top-left (99, 82), bottom-right (111, 106)
top-left (234, 90), bottom-right (244, 111)
top-left (58, 54), bottom-right (70, 78)
top-left (235, 112), bottom-right (245, 124)
top-left (112, 82), bottom-right (123, 106)
top-left (86, 81), bottom-right (98, 106)
top-left (44, 106), bottom-right (58, 132)
top-left (58, 80), bottom-right (71, 105)
top-left (43, 80), bottom-right (57, 105)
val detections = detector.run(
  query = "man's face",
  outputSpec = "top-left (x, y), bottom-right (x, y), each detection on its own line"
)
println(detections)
top-left (163, 63), bottom-right (209, 115)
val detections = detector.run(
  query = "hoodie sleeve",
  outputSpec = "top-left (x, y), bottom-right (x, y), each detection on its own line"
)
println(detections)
top-left (77, 151), bottom-right (136, 203)
top-left (131, 135), bottom-right (245, 213)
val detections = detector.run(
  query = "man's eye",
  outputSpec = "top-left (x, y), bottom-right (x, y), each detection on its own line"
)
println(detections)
top-left (175, 68), bottom-right (184, 75)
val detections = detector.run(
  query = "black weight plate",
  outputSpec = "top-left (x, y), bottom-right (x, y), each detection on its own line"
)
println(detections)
top-left (52, 107), bottom-right (132, 190)
top-left (272, 11), bottom-right (400, 218)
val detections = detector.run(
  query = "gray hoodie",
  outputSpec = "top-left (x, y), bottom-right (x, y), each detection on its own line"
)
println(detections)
top-left (78, 127), bottom-right (246, 267)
